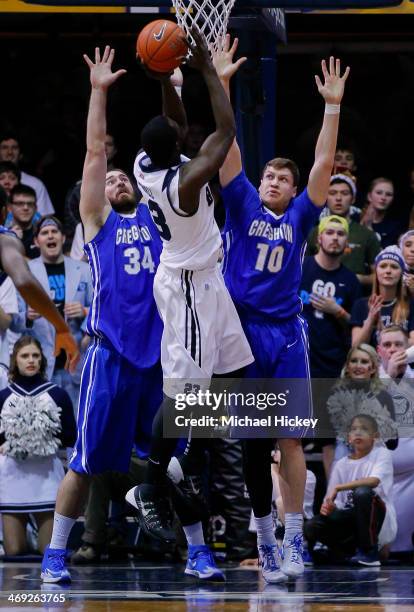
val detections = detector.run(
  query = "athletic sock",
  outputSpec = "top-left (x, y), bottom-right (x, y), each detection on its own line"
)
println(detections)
top-left (284, 512), bottom-right (303, 542)
top-left (183, 521), bottom-right (205, 547)
top-left (254, 513), bottom-right (277, 546)
top-left (49, 512), bottom-right (76, 550)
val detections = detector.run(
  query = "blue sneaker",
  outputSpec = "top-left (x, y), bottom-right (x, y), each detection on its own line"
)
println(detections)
top-left (350, 547), bottom-right (380, 567)
top-left (281, 534), bottom-right (305, 578)
top-left (258, 544), bottom-right (286, 583)
top-left (41, 546), bottom-right (71, 583)
top-left (185, 545), bottom-right (225, 581)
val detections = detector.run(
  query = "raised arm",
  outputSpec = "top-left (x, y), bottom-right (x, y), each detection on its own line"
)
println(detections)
top-left (0, 234), bottom-right (79, 372)
top-left (178, 29), bottom-right (237, 213)
top-left (213, 35), bottom-right (247, 188)
top-left (80, 46), bottom-right (126, 242)
top-left (308, 57), bottom-right (350, 207)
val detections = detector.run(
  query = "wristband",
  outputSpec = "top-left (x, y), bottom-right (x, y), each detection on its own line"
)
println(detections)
top-left (325, 103), bottom-right (341, 115)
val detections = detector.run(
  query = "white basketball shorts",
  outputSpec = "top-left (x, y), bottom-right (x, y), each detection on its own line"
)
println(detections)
top-left (154, 263), bottom-right (254, 398)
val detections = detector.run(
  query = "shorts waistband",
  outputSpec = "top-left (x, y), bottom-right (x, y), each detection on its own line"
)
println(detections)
top-left (159, 262), bottom-right (220, 280)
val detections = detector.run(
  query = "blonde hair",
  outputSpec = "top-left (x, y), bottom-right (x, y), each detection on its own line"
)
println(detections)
top-left (340, 343), bottom-right (383, 392)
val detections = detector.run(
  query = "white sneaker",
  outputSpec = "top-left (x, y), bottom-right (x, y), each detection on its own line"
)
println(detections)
top-left (258, 544), bottom-right (286, 583)
top-left (281, 534), bottom-right (305, 578)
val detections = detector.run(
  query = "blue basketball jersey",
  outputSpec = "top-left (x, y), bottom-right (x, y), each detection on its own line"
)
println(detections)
top-left (222, 172), bottom-right (321, 321)
top-left (84, 206), bottom-right (162, 369)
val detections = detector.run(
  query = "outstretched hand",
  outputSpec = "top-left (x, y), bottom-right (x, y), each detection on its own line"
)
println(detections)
top-left (315, 57), bottom-right (350, 105)
top-left (212, 34), bottom-right (247, 83)
top-left (83, 45), bottom-right (127, 90)
top-left (187, 27), bottom-right (213, 72)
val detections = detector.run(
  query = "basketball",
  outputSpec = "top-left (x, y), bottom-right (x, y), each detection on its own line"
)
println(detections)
top-left (137, 19), bottom-right (187, 73)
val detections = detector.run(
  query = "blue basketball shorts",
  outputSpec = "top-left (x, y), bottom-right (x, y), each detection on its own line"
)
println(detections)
top-left (69, 339), bottom-right (163, 475)
top-left (241, 314), bottom-right (313, 438)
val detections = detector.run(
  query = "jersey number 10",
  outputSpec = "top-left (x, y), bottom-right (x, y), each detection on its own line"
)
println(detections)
top-left (255, 243), bottom-right (285, 273)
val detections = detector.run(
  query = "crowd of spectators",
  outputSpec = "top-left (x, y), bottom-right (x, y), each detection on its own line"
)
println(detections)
top-left (0, 122), bottom-right (413, 569)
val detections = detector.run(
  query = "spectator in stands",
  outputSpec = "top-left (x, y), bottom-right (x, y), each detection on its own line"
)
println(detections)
top-left (0, 162), bottom-right (20, 197)
top-left (8, 185), bottom-right (40, 260)
top-left (0, 134), bottom-right (54, 216)
top-left (333, 145), bottom-right (357, 177)
top-left (304, 414), bottom-right (397, 566)
top-left (63, 133), bottom-right (118, 251)
top-left (399, 230), bottom-right (414, 298)
top-left (361, 177), bottom-right (404, 248)
top-left (307, 174), bottom-right (380, 290)
top-left (0, 336), bottom-right (76, 555)
top-left (301, 215), bottom-right (361, 379)
top-left (376, 324), bottom-right (414, 556)
top-left (21, 216), bottom-right (92, 406)
top-left (351, 246), bottom-right (414, 347)
top-left (327, 343), bottom-right (398, 457)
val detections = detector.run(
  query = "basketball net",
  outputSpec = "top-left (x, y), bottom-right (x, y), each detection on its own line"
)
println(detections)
top-left (171, 0), bottom-right (236, 54)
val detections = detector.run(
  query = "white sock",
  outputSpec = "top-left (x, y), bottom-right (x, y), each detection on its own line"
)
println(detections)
top-left (49, 512), bottom-right (76, 550)
top-left (254, 513), bottom-right (277, 546)
top-left (284, 512), bottom-right (303, 542)
top-left (183, 521), bottom-right (205, 547)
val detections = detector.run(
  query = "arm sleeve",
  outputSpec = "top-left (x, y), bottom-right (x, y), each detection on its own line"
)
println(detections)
top-left (370, 448), bottom-right (393, 484)
top-left (0, 277), bottom-right (18, 315)
top-left (220, 171), bottom-right (261, 227)
top-left (350, 298), bottom-right (368, 327)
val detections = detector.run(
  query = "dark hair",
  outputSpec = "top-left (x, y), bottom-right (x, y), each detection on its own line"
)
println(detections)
top-left (9, 336), bottom-right (47, 381)
top-left (349, 414), bottom-right (379, 433)
top-left (0, 161), bottom-right (20, 181)
top-left (34, 214), bottom-right (63, 237)
top-left (329, 177), bottom-right (353, 193)
top-left (262, 158), bottom-right (300, 187)
top-left (140, 115), bottom-right (178, 169)
top-left (10, 184), bottom-right (37, 203)
top-left (0, 132), bottom-right (20, 146)
top-left (0, 186), bottom-right (7, 209)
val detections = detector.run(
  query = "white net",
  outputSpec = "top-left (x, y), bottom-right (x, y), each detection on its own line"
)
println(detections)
top-left (171, 0), bottom-right (237, 54)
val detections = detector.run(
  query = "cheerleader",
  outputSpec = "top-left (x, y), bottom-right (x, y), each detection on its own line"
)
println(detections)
top-left (0, 336), bottom-right (75, 555)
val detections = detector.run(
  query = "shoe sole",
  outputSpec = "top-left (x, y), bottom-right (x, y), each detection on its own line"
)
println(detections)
top-left (185, 568), bottom-right (225, 581)
top-left (41, 573), bottom-right (71, 584)
top-left (262, 571), bottom-right (287, 584)
top-left (125, 489), bottom-right (176, 545)
top-left (357, 560), bottom-right (381, 566)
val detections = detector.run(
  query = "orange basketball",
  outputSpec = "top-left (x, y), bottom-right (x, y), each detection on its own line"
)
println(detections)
top-left (137, 19), bottom-right (187, 73)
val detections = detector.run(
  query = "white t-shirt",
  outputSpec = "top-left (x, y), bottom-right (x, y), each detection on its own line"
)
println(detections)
top-left (70, 223), bottom-right (85, 261)
top-left (379, 363), bottom-right (414, 434)
top-left (328, 445), bottom-right (397, 547)
top-left (133, 150), bottom-right (222, 271)
top-left (0, 277), bottom-right (18, 367)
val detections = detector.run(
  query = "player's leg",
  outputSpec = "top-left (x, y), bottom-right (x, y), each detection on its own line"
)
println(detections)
top-left (42, 342), bottom-right (136, 583)
top-left (274, 316), bottom-right (312, 578)
top-left (33, 511), bottom-right (54, 554)
top-left (234, 318), bottom-right (289, 582)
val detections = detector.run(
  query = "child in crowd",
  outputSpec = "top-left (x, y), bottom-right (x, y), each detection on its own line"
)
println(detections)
top-left (304, 414), bottom-right (397, 566)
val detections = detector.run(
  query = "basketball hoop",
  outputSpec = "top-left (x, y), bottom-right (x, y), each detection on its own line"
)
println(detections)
top-left (171, 0), bottom-right (237, 54)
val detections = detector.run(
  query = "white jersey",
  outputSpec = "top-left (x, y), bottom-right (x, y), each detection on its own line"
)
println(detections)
top-left (133, 150), bottom-right (222, 271)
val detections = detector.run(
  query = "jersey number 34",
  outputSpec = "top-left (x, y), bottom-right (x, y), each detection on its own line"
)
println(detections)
top-left (123, 246), bottom-right (155, 275)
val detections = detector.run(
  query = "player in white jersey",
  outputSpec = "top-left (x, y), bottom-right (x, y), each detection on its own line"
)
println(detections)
top-left (127, 30), bottom-right (253, 574)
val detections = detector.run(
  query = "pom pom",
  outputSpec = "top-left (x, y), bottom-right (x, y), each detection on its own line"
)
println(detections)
top-left (0, 393), bottom-right (62, 460)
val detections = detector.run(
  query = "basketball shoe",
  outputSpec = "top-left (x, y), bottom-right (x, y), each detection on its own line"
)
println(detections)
top-left (125, 483), bottom-right (176, 544)
top-left (41, 546), bottom-right (71, 583)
